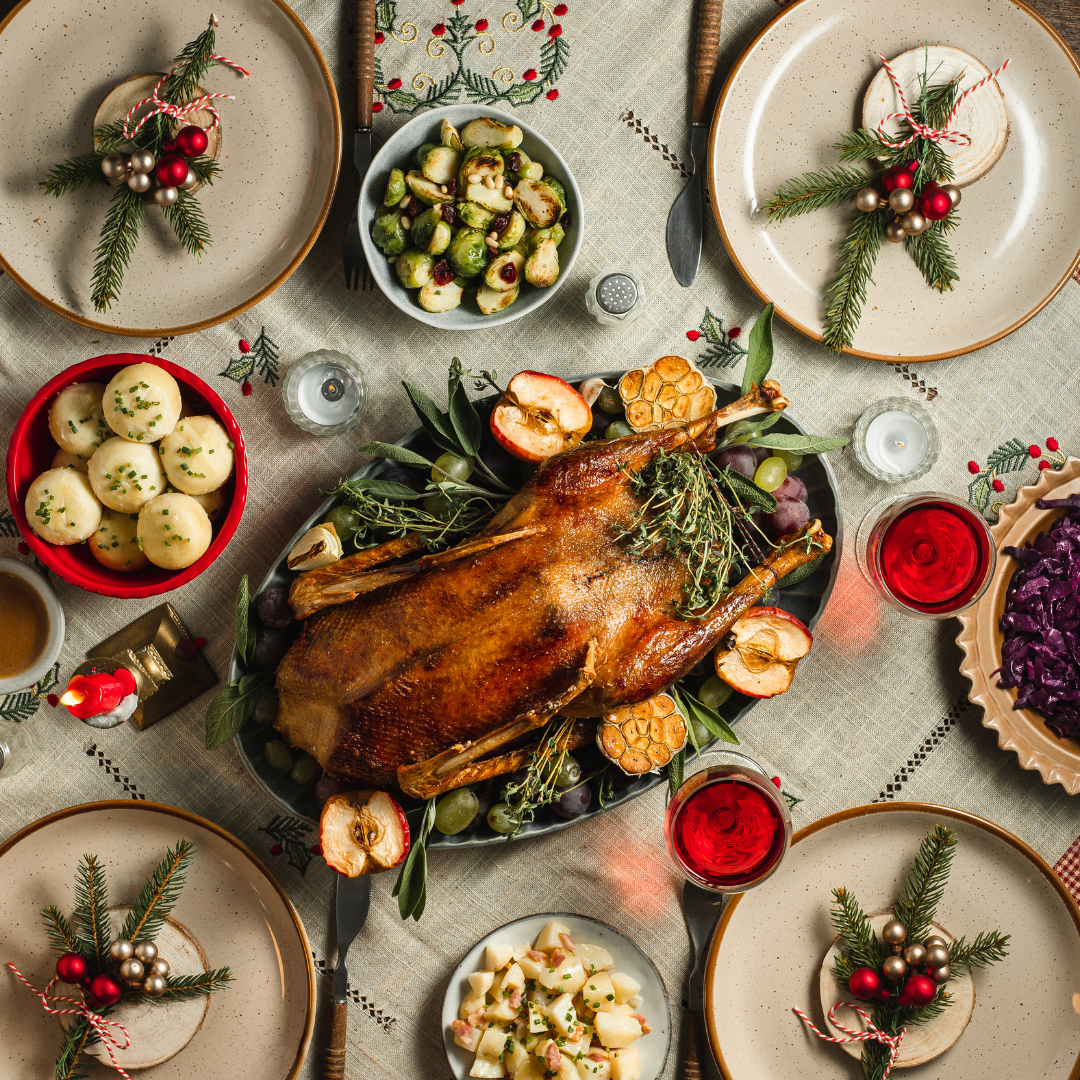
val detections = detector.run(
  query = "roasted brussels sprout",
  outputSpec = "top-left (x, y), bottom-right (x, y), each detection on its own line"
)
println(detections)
top-left (419, 277), bottom-right (464, 312)
top-left (447, 227), bottom-right (490, 278)
top-left (456, 200), bottom-right (495, 231)
top-left (524, 237), bottom-right (559, 287)
top-left (413, 142), bottom-right (438, 170)
top-left (461, 117), bottom-right (523, 149)
top-left (458, 147), bottom-right (505, 188)
top-left (540, 175), bottom-right (567, 210)
top-left (440, 118), bottom-right (465, 152)
top-left (411, 207), bottom-right (453, 255)
top-left (514, 178), bottom-right (562, 228)
top-left (372, 208), bottom-right (408, 254)
top-left (405, 169), bottom-right (454, 205)
top-left (519, 161), bottom-right (544, 182)
top-left (464, 181), bottom-right (514, 213)
top-left (476, 282), bottom-right (519, 314)
top-left (496, 209), bottom-right (528, 251)
top-left (384, 167), bottom-right (406, 207)
top-left (395, 250), bottom-right (435, 288)
top-left (484, 250), bottom-right (524, 291)
top-left (421, 144), bottom-right (461, 185)
top-left (525, 223), bottom-right (566, 252)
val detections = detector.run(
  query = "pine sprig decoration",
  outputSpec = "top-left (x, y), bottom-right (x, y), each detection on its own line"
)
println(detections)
top-left (986, 437), bottom-right (1031, 475)
top-left (164, 19), bottom-right (218, 109)
top-left (73, 855), bottom-right (113, 970)
top-left (41, 154), bottom-right (110, 198)
top-left (693, 307), bottom-right (748, 369)
top-left (829, 886), bottom-right (881, 972)
top-left (90, 186), bottom-right (145, 313)
top-left (120, 839), bottom-right (195, 943)
top-left (40, 905), bottom-right (85, 958)
top-left (904, 219), bottom-right (959, 293)
top-left (893, 823), bottom-right (956, 943)
top-left (161, 190), bottom-right (212, 260)
top-left (125, 966), bottom-right (234, 1002)
top-left (822, 208), bottom-right (886, 353)
top-left (763, 165), bottom-right (872, 223)
top-left (946, 930), bottom-right (1011, 971)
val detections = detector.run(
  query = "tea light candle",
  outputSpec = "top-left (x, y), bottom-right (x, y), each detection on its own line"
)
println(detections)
top-left (853, 398), bottom-right (940, 483)
top-left (282, 350), bottom-right (366, 435)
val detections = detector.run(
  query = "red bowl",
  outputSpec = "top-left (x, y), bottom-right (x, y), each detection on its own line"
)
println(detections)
top-left (5, 354), bottom-right (248, 599)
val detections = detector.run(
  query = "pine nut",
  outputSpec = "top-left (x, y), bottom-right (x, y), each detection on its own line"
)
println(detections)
top-left (398, 195), bottom-right (410, 208)
top-left (503, 186), bottom-right (514, 199)
top-left (468, 173), bottom-right (481, 185)
top-left (483, 176), bottom-right (496, 189)
top-left (439, 184), bottom-right (448, 193)
top-left (400, 216), bottom-right (411, 229)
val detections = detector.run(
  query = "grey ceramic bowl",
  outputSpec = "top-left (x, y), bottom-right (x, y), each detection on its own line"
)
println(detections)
top-left (359, 104), bottom-right (583, 329)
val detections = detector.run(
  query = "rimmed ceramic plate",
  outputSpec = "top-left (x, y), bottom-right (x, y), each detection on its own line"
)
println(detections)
top-left (956, 458), bottom-right (1080, 793)
top-left (231, 375), bottom-right (843, 841)
top-left (0, 0), bottom-right (340, 336)
top-left (0, 801), bottom-right (315, 1079)
top-left (708, 0), bottom-right (1080, 361)
top-left (705, 803), bottom-right (1080, 1078)
top-left (442, 912), bottom-right (671, 1080)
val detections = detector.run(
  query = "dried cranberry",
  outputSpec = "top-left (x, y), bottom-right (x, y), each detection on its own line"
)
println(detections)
top-left (445, 178), bottom-right (457, 196)
top-left (441, 203), bottom-right (458, 225)
top-left (490, 212), bottom-right (511, 233)
top-left (560, 211), bottom-right (571, 228)
top-left (432, 259), bottom-right (454, 286)
top-left (506, 152), bottom-right (521, 173)
top-left (499, 263), bottom-right (517, 284)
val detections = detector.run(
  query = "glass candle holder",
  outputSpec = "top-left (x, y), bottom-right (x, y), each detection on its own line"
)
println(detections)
top-left (0, 718), bottom-right (34, 779)
top-left (585, 268), bottom-right (646, 326)
top-left (853, 397), bottom-right (940, 484)
top-left (665, 747), bottom-right (792, 894)
top-left (856, 491), bottom-right (996, 619)
top-left (282, 350), bottom-right (366, 435)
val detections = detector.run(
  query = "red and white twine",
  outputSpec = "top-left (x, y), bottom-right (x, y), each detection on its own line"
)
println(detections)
top-left (122, 53), bottom-right (250, 141)
top-left (793, 1001), bottom-right (906, 1079)
top-left (6, 962), bottom-right (133, 1080)
top-left (876, 53), bottom-right (1011, 148)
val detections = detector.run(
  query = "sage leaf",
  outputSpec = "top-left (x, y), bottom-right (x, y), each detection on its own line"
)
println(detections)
top-left (723, 411), bottom-right (783, 443)
top-left (402, 381), bottom-right (461, 456)
top-left (719, 467), bottom-right (777, 513)
top-left (681, 688), bottom-right (740, 745)
top-left (235, 574), bottom-right (255, 666)
top-left (741, 302), bottom-right (774, 395)
top-left (205, 671), bottom-right (272, 750)
top-left (668, 748), bottom-right (685, 797)
top-left (778, 553), bottom-right (824, 588)
top-left (746, 433), bottom-right (850, 455)
top-left (447, 358), bottom-right (482, 456)
top-left (358, 441), bottom-right (434, 469)
top-left (393, 799), bottom-right (434, 921)
top-left (347, 478), bottom-right (425, 501)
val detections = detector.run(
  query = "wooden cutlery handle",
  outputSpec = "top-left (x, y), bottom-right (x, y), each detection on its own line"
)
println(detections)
top-left (691, 0), bottom-right (724, 125)
top-left (322, 1000), bottom-right (348, 1080)
top-left (680, 1011), bottom-right (703, 1080)
top-left (356, 0), bottom-right (377, 128)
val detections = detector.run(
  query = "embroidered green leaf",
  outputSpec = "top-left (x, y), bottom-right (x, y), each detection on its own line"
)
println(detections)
top-left (0, 663), bottom-right (60, 724)
top-left (694, 307), bottom-right (748, 370)
top-left (986, 438), bottom-right (1031, 475)
top-left (258, 815), bottom-right (314, 876)
top-left (0, 507), bottom-right (18, 537)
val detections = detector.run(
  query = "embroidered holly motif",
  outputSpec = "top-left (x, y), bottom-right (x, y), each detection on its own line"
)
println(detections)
top-left (0, 508), bottom-right (17, 539)
top-left (0, 663), bottom-right (60, 724)
top-left (258, 815), bottom-right (316, 876)
top-left (688, 307), bottom-right (748, 369)
top-left (966, 437), bottom-right (1069, 519)
top-left (218, 327), bottom-right (281, 392)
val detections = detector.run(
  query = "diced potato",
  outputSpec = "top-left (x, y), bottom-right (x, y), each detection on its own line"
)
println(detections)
top-left (528, 985), bottom-right (556, 1007)
top-left (609, 1049), bottom-right (641, 1080)
top-left (526, 999), bottom-right (547, 1034)
top-left (539, 959), bottom-right (586, 994)
top-left (503, 962), bottom-right (526, 991)
top-left (478, 1027), bottom-right (513, 1060)
top-left (534, 921), bottom-right (573, 951)
top-left (471, 1058), bottom-right (506, 1079)
top-left (556, 1055), bottom-right (578, 1080)
top-left (577, 1059), bottom-right (612, 1080)
top-left (561, 1026), bottom-right (590, 1058)
top-left (581, 972), bottom-right (615, 1013)
top-left (470, 971), bottom-right (496, 998)
top-left (609, 973), bottom-right (641, 1004)
top-left (546, 991), bottom-right (578, 1037)
top-left (516, 1064), bottom-right (546, 1080)
top-left (524, 1033), bottom-right (543, 1053)
top-left (598, 1002), bottom-right (633, 1017)
top-left (454, 1024), bottom-right (482, 1053)
top-left (460, 994), bottom-right (485, 1020)
top-left (487, 997), bottom-right (520, 1022)
top-left (577, 944), bottom-right (614, 973)
top-left (593, 1013), bottom-right (642, 1049)
top-left (627, 996), bottom-right (643, 1009)
top-left (505, 1040), bottom-right (530, 1076)
top-left (486, 943), bottom-right (515, 971)
top-left (518, 954), bottom-right (544, 980)
top-left (511, 942), bottom-right (533, 962)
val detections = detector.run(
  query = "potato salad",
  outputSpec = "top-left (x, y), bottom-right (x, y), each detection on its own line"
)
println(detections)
top-left (451, 920), bottom-right (649, 1080)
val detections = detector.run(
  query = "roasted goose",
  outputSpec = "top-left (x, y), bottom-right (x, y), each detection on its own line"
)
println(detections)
top-left (273, 382), bottom-right (831, 794)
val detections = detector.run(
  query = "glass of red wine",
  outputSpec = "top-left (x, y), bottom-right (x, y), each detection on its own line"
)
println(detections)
top-left (856, 491), bottom-right (996, 619)
top-left (665, 749), bottom-right (792, 894)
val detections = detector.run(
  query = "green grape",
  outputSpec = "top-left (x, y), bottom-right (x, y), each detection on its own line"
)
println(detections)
top-left (698, 675), bottom-right (734, 711)
top-left (775, 450), bottom-right (804, 471)
top-left (423, 491), bottom-right (456, 520)
top-left (545, 753), bottom-right (582, 789)
top-left (324, 505), bottom-right (360, 537)
top-left (605, 421), bottom-right (634, 439)
top-left (263, 740), bottom-right (294, 774)
top-left (753, 455), bottom-right (788, 492)
top-left (253, 685), bottom-right (279, 725)
top-left (290, 752), bottom-right (321, 785)
top-left (431, 452), bottom-right (474, 484)
top-left (435, 789), bottom-right (480, 834)
top-left (732, 431), bottom-right (761, 444)
top-left (487, 802), bottom-right (521, 834)
top-left (597, 386), bottom-right (624, 415)
top-left (690, 718), bottom-right (712, 747)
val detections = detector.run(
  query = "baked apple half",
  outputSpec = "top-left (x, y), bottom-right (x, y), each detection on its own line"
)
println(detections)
top-left (490, 370), bottom-right (592, 462)
top-left (713, 606), bottom-right (812, 698)
top-left (319, 790), bottom-right (410, 876)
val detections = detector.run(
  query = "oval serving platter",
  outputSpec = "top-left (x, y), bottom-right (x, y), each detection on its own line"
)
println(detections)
top-left (232, 375), bottom-right (844, 844)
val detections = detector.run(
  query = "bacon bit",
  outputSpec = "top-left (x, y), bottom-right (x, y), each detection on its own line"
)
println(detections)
top-left (545, 1043), bottom-right (562, 1071)
top-left (509, 988), bottom-right (523, 1008)
top-left (551, 949), bottom-right (566, 967)
top-left (467, 1007), bottom-right (486, 1027)
top-left (631, 1013), bottom-right (647, 1025)
top-left (641, 1023), bottom-right (652, 1034)
top-left (558, 932), bottom-right (576, 951)
top-left (527, 949), bottom-right (545, 962)
top-left (451, 1019), bottom-right (472, 1038)
top-left (588, 1051), bottom-right (609, 1062)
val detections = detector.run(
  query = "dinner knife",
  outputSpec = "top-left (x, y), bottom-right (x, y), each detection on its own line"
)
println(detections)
top-left (666, 0), bottom-right (726, 287)
top-left (343, 0), bottom-right (376, 287)
top-left (680, 880), bottom-right (725, 1078)
top-left (324, 874), bottom-right (371, 1080)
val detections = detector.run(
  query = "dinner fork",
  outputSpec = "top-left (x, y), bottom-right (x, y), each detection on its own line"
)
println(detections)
top-left (343, 0), bottom-right (377, 291)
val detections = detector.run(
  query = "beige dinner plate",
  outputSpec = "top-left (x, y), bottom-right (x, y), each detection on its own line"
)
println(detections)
top-left (708, 0), bottom-right (1080, 361)
top-left (705, 803), bottom-right (1080, 1078)
top-left (956, 458), bottom-right (1080, 793)
top-left (0, 0), bottom-right (340, 336)
top-left (0, 801), bottom-right (315, 1079)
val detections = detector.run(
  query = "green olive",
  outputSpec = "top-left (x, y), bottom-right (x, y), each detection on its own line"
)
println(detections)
top-left (605, 421), bottom-right (634, 439)
top-left (290, 752), bottom-right (321, 785)
top-left (698, 675), bottom-right (734, 711)
top-left (775, 449), bottom-right (804, 471)
top-left (487, 802), bottom-right (520, 835)
top-left (597, 387), bottom-right (624, 415)
top-left (753, 456), bottom-right (788, 492)
top-left (431, 452), bottom-right (474, 484)
top-left (324, 505), bottom-right (361, 538)
top-left (263, 740), bottom-right (294, 774)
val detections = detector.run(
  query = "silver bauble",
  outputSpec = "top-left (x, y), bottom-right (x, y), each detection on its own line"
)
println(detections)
top-left (108, 938), bottom-right (134, 963)
top-left (882, 954), bottom-right (908, 981)
top-left (101, 154), bottom-right (129, 180)
top-left (931, 963), bottom-right (951, 984)
top-left (179, 167), bottom-right (199, 191)
top-left (888, 187), bottom-right (915, 212)
top-left (129, 149), bottom-right (156, 174)
top-left (924, 944), bottom-right (950, 969)
top-left (133, 940), bottom-right (158, 964)
top-left (119, 957), bottom-right (145, 984)
top-left (152, 186), bottom-right (179, 206)
top-left (901, 210), bottom-right (928, 236)
top-left (924, 935), bottom-right (948, 949)
top-left (142, 974), bottom-right (167, 998)
top-left (940, 184), bottom-right (962, 209)
top-left (150, 957), bottom-right (171, 978)
top-left (127, 171), bottom-right (152, 193)
top-left (855, 187), bottom-right (881, 213)
top-left (882, 920), bottom-right (908, 946)
top-left (884, 219), bottom-right (907, 244)
top-left (903, 943), bottom-right (927, 968)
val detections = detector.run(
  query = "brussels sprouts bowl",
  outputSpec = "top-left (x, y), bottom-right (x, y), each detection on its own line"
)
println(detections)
top-left (359, 104), bottom-right (583, 330)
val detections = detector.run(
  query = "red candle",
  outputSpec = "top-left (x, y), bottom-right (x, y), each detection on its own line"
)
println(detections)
top-left (112, 667), bottom-right (137, 698)
top-left (61, 673), bottom-right (124, 719)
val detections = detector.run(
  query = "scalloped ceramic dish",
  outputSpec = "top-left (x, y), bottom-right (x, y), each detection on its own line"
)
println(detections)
top-left (956, 458), bottom-right (1080, 793)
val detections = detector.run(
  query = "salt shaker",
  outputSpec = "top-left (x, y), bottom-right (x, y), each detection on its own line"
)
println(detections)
top-left (0, 719), bottom-right (34, 779)
top-left (585, 268), bottom-right (646, 326)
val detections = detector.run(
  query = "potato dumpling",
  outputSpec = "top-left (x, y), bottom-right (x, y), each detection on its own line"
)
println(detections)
top-left (51, 447), bottom-right (90, 474)
top-left (138, 493), bottom-right (212, 569)
top-left (88, 440), bottom-right (166, 513)
top-left (104, 363), bottom-right (182, 443)
top-left (159, 415), bottom-right (234, 495)
top-left (24, 468), bottom-right (101, 545)
top-left (90, 508), bottom-right (149, 572)
top-left (193, 487), bottom-right (228, 522)
top-left (48, 382), bottom-right (110, 459)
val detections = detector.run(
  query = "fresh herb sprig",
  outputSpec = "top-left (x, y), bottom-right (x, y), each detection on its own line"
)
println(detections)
top-left (393, 799), bottom-right (435, 921)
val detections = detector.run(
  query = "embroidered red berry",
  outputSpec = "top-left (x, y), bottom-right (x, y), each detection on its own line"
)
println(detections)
top-left (1028, 444), bottom-right (1041, 458)
top-left (432, 22), bottom-right (446, 35)
top-left (47, 693), bottom-right (59, 707)
top-left (242, 382), bottom-right (252, 397)
top-left (546, 89), bottom-right (560, 100)
top-left (686, 330), bottom-right (701, 341)
top-left (374, 31), bottom-right (385, 43)
top-left (269, 844), bottom-right (283, 856)
top-left (452, 0), bottom-right (465, 5)
top-left (432, 259), bottom-right (454, 286)
top-left (728, 326), bottom-right (741, 338)
top-left (387, 77), bottom-right (402, 90)
top-left (554, 2), bottom-right (568, 12)
top-left (967, 461), bottom-right (980, 474)
top-left (549, 23), bottom-right (563, 36)
top-left (522, 68), bottom-right (537, 81)
top-left (500, 263), bottom-right (518, 284)
top-left (770, 776), bottom-right (781, 788)
top-left (238, 338), bottom-right (251, 353)
top-left (195, 637), bottom-right (207, 648)
top-left (17, 541), bottom-right (29, 555)
top-left (372, 101), bottom-right (383, 112)
top-left (992, 479), bottom-right (1004, 492)
top-left (532, 18), bottom-right (545, 29)
top-left (1047, 437), bottom-right (1060, 452)
top-left (474, 18), bottom-right (488, 31)
top-left (1039, 460), bottom-right (1052, 470)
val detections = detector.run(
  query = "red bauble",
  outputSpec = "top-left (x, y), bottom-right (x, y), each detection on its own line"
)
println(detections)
top-left (906, 160), bottom-right (920, 172)
top-left (919, 188), bottom-right (953, 221)
top-left (901, 973), bottom-right (937, 1007)
top-left (86, 973), bottom-right (122, 1007)
top-left (881, 167), bottom-right (914, 192)
top-left (55, 952), bottom-right (87, 984)
top-left (848, 967), bottom-right (882, 1001)
top-left (156, 154), bottom-right (189, 187)
top-left (162, 140), bottom-right (177, 155)
top-left (174, 125), bottom-right (209, 157)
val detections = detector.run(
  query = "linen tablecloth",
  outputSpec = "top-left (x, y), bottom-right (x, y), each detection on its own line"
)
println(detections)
top-left (1, 0), bottom-right (1079, 1075)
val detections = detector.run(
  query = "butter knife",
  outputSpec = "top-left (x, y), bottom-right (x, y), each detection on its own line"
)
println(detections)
top-left (680, 881), bottom-right (725, 1079)
top-left (323, 874), bottom-right (371, 1080)
top-left (666, 0), bottom-right (726, 287)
